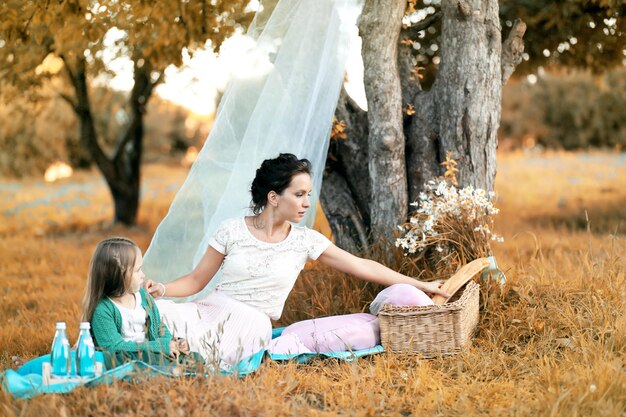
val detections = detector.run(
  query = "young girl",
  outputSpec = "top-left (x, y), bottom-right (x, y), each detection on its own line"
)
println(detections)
top-left (82, 237), bottom-right (200, 369)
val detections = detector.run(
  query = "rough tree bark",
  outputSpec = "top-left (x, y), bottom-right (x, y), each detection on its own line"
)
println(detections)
top-left (429, 0), bottom-right (502, 195)
top-left (359, 0), bottom-right (408, 241)
top-left (322, 0), bottom-right (525, 252)
top-left (320, 89), bottom-right (370, 255)
top-left (61, 56), bottom-right (158, 225)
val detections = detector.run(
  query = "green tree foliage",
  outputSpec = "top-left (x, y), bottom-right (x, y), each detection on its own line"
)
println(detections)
top-left (0, 0), bottom-right (252, 224)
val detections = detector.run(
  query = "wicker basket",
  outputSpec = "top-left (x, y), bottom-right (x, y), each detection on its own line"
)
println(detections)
top-left (378, 281), bottom-right (480, 358)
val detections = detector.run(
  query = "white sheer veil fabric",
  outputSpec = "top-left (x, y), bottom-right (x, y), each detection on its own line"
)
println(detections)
top-left (143, 0), bottom-right (364, 302)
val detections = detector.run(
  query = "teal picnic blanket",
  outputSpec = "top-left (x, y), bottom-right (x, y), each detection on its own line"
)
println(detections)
top-left (1, 327), bottom-right (384, 399)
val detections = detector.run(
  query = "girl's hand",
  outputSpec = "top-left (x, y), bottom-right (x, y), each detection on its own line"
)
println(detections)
top-left (177, 338), bottom-right (190, 355)
top-left (144, 280), bottom-right (166, 299)
top-left (169, 340), bottom-right (181, 360)
top-left (420, 280), bottom-right (450, 298)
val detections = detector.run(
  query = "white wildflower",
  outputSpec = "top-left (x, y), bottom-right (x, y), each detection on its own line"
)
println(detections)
top-left (435, 181), bottom-right (448, 196)
top-left (396, 178), bottom-right (501, 258)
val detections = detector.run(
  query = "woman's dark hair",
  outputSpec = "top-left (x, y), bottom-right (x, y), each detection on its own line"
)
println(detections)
top-left (250, 153), bottom-right (312, 214)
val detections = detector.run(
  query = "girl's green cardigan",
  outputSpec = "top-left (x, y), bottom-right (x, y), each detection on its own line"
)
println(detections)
top-left (91, 288), bottom-right (172, 367)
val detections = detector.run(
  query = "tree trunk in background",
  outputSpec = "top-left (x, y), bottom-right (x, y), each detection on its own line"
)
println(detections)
top-left (65, 57), bottom-right (155, 225)
top-left (109, 61), bottom-right (151, 225)
top-left (323, 0), bottom-right (524, 252)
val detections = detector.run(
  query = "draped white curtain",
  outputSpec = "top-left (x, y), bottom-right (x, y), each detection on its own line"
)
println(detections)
top-left (143, 0), bottom-right (364, 301)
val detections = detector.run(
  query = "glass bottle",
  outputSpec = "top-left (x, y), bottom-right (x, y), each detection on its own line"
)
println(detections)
top-left (50, 322), bottom-right (70, 377)
top-left (76, 322), bottom-right (96, 377)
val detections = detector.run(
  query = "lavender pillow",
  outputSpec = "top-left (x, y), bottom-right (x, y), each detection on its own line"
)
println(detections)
top-left (270, 313), bottom-right (380, 354)
top-left (267, 332), bottom-right (313, 356)
top-left (369, 283), bottom-right (433, 315)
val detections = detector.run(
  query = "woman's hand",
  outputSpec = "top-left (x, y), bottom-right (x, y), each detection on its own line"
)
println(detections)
top-left (418, 280), bottom-right (450, 298)
top-left (176, 338), bottom-right (190, 355)
top-left (169, 340), bottom-right (181, 360)
top-left (144, 280), bottom-right (166, 299)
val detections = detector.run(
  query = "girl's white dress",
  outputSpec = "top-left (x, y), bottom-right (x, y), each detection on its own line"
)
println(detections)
top-left (157, 217), bottom-right (331, 367)
top-left (109, 291), bottom-right (147, 343)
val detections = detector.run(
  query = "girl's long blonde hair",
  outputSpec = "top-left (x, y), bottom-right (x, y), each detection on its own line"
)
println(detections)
top-left (81, 237), bottom-right (139, 322)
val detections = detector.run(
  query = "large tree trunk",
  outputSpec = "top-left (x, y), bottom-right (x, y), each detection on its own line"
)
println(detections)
top-left (62, 56), bottom-right (155, 225)
top-left (359, 0), bottom-right (408, 242)
top-left (432, 0), bottom-right (502, 193)
top-left (407, 0), bottom-right (504, 202)
top-left (322, 0), bottom-right (524, 252)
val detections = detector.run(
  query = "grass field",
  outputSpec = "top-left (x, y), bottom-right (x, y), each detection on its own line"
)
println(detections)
top-left (1, 150), bottom-right (624, 416)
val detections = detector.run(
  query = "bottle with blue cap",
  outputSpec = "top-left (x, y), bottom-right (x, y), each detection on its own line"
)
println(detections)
top-left (50, 322), bottom-right (70, 377)
top-left (76, 322), bottom-right (96, 377)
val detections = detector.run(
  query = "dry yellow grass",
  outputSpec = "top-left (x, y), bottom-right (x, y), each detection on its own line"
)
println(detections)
top-left (1, 151), bottom-right (624, 416)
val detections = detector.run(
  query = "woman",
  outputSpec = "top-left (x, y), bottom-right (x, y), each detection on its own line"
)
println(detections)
top-left (145, 153), bottom-right (448, 367)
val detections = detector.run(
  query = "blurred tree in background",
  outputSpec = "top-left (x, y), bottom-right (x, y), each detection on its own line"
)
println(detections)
top-left (408, 0), bottom-right (625, 88)
top-left (501, 68), bottom-right (626, 150)
top-left (496, 1), bottom-right (626, 150)
top-left (0, 86), bottom-right (211, 178)
top-left (0, 0), bottom-right (252, 224)
top-left (500, 0), bottom-right (625, 74)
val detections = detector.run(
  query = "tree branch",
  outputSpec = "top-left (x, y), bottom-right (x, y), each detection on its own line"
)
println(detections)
top-left (59, 54), bottom-right (75, 83)
top-left (22, 0), bottom-right (48, 37)
top-left (501, 18), bottom-right (526, 85)
top-left (457, 1), bottom-right (472, 19)
top-left (201, 0), bottom-right (207, 35)
top-left (398, 12), bottom-right (442, 107)
top-left (112, 113), bottom-right (139, 162)
top-left (60, 54), bottom-right (116, 180)
top-left (112, 62), bottom-right (162, 162)
top-left (58, 93), bottom-right (78, 111)
top-left (400, 11), bottom-right (442, 39)
top-left (178, 0), bottom-right (192, 46)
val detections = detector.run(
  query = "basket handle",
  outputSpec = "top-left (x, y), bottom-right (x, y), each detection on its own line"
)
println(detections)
top-left (432, 258), bottom-right (491, 305)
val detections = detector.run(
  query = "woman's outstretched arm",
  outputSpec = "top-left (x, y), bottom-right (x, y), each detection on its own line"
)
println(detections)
top-left (145, 246), bottom-right (225, 298)
top-left (317, 244), bottom-right (450, 298)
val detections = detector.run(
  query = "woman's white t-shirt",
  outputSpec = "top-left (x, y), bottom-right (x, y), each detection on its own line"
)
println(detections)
top-left (207, 217), bottom-right (332, 320)
top-left (109, 291), bottom-right (147, 343)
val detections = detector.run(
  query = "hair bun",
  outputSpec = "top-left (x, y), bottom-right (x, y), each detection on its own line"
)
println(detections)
top-left (250, 153), bottom-right (312, 214)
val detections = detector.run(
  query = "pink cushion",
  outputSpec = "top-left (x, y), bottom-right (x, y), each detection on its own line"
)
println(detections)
top-left (271, 313), bottom-right (380, 354)
top-left (369, 284), bottom-right (433, 315)
top-left (267, 332), bottom-right (313, 356)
